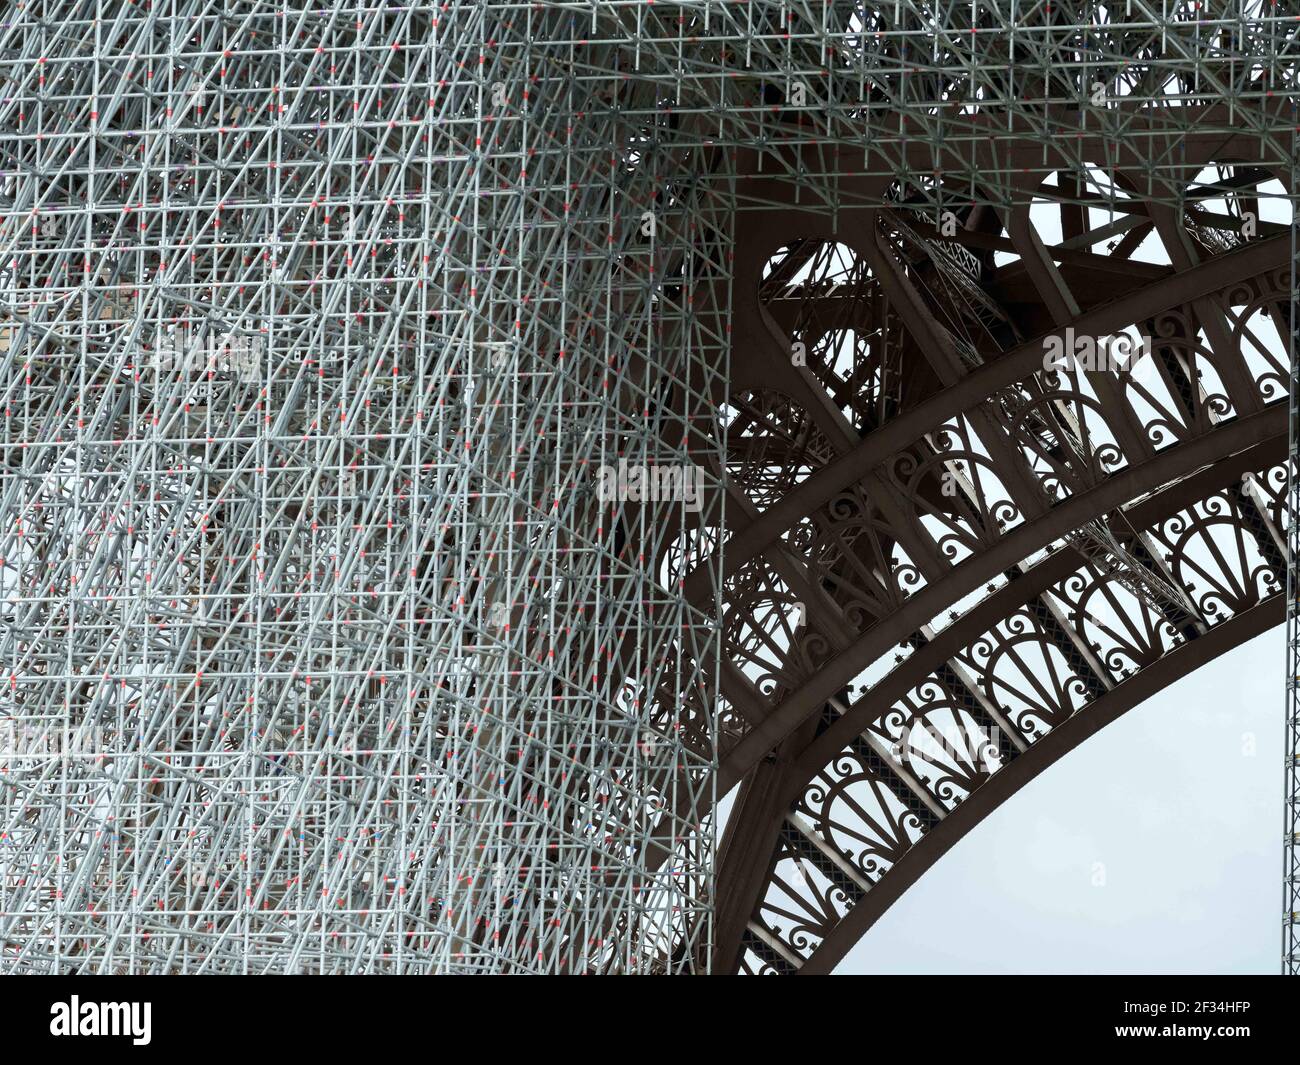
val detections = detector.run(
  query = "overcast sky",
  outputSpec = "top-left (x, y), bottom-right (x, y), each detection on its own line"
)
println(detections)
top-left (837, 627), bottom-right (1284, 975)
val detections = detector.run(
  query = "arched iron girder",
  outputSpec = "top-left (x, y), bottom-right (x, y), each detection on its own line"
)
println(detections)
top-left (686, 232), bottom-right (1291, 610)
top-left (721, 438), bottom-right (1286, 973)
top-left (717, 401), bottom-right (1287, 795)
top-left (700, 142), bottom-right (1293, 973)
top-left (795, 597), bottom-right (1281, 975)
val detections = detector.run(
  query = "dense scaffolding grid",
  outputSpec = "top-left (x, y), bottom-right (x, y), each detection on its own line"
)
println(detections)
top-left (0, 3), bottom-right (730, 974)
top-left (2, 1), bottom-right (1298, 975)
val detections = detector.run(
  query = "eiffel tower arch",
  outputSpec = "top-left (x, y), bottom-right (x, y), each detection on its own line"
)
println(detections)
top-left (710, 129), bottom-right (1296, 974)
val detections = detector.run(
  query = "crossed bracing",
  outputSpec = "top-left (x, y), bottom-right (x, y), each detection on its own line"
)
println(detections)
top-left (681, 118), bottom-right (1296, 973)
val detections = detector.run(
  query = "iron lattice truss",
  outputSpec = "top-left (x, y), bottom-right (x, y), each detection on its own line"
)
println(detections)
top-left (2, 1), bottom-right (1299, 975)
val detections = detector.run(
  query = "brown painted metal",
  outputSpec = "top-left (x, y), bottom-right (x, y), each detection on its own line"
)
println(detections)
top-left (699, 140), bottom-right (1293, 973)
top-left (796, 598), bottom-right (1282, 975)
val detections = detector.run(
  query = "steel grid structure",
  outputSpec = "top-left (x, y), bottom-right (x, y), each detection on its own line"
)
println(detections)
top-left (2, 1), bottom-right (1299, 976)
top-left (0, 2), bottom-right (731, 975)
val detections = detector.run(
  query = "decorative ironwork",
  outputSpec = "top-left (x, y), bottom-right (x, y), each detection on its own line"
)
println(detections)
top-left (713, 139), bottom-right (1298, 972)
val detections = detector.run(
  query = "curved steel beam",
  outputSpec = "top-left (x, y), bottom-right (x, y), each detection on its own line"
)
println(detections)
top-left (709, 145), bottom-right (1292, 972)
top-left (719, 401), bottom-right (1285, 793)
top-left (795, 595), bottom-right (1281, 974)
top-left (791, 431), bottom-right (1286, 787)
top-left (688, 232), bottom-right (1290, 609)
top-left (695, 120), bottom-right (1294, 975)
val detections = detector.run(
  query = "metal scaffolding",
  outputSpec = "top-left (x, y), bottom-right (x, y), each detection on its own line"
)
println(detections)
top-left (1, 1), bottom-right (1297, 975)
top-left (0, 2), bottom-right (730, 974)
